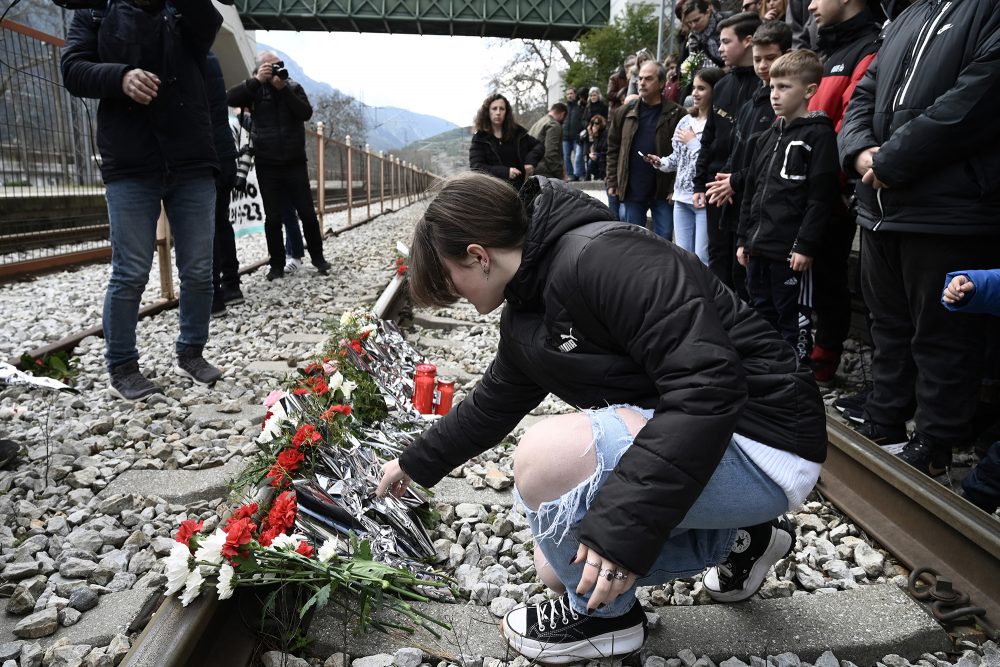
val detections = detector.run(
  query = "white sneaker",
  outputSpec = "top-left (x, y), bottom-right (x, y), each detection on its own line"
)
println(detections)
top-left (284, 257), bottom-right (303, 273)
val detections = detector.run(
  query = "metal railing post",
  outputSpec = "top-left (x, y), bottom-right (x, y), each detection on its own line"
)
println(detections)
top-left (316, 122), bottom-right (326, 224)
top-left (345, 135), bottom-right (353, 227)
top-left (388, 155), bottom-right (395, 210)
top-left (379, 151), bottom-right (385, 215)
top-left (365, 143), bottom-right (372, 221)
top-left (156, 205), bottom-right (175, 301)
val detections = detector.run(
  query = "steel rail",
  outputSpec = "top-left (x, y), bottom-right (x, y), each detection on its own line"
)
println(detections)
top-left (818, 418), bottom-right (1000, 628)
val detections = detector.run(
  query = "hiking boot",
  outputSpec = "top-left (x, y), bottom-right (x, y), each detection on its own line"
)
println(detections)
top-left (853, 420), bottom-right (908, 454)
top-left (211, 292), bottom-right (227, 319)
top-left (833, 387), bottom-right (870, 424)
top-left (109, 361), bottom-right (163, 401)
top-left (312, 259), bottom-right (332, 275)
top-left (221, 285), bottom-right (245, 305)
top-left (703, 516), bottom-right (794, 602)
top-left (810, 344), bottom-right (841, 384)
top-left (898, 434), bottom-right (950, 477)
top-left (284, 257), bottom-right (303, 273)
top-left (265, 267), bottom-right (284, 281)
top-left (0, 439), bottom-right (20, 471)
top-left (501, 593), bottom-right (647, 663)
top-left (176, 348), bottom-right (222, 386)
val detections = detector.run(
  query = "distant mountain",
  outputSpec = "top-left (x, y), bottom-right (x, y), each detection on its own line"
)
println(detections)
top-left (396, 126), bottom-right (474, 178)
top-left (258, 43), bottom-right (458, 153)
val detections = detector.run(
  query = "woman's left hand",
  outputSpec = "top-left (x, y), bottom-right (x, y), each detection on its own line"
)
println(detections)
top-left (573, 543), bottom-right (637, 612)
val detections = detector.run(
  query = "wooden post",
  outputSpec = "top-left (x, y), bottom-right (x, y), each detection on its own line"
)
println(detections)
top-left (365, 143), bottom-right (372, 221)
top-left (379, 151), bottom-right (385, 215)
top-left (388, 154), bottom-right (395, 210)
top-left (155, 205), bottom-right (175, 301)
top-left (345, 135), bottom-right (353, 227)
top-left (316, 122), bottom-right (325, 224)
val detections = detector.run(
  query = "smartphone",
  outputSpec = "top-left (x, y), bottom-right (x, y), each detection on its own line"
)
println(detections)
top-left (637, 151), bottom-right (645, 158)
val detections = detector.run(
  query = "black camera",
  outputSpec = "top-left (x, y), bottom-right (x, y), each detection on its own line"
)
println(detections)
top-left (233, 144), bottom-right (254, 192)
top-left (271, 61), bottom-right (289, 81)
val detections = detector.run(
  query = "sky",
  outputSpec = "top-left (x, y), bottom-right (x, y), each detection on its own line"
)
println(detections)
top-left (257, 31), bottom-right (525, 127)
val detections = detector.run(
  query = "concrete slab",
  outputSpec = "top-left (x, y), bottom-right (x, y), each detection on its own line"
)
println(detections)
top-left (277, 334), bottom-right (329, 344)
top-left (307, 584), bottom-right (950, 664)
top-left (0, 587), bottom-right (158, 650)
top-left (432, 478), bottom-right (513, 509)
top-left (412, 313), bottom-right (479, 331)
top-left (98, 460), bottom-right (243, 505)
top-left (189, 403), bottom-right (266, 426)
top-left (245, 361), bottom-right (299, 375)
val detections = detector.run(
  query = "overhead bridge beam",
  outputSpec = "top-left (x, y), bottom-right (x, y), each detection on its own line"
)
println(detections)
top-left (235, 0), bottom-right (610, 40)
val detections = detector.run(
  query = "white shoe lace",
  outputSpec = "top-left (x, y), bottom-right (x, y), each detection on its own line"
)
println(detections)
top-left (536, 596), bottom-right (580, 632)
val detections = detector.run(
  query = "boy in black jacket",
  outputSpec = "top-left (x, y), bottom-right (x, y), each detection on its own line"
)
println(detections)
top-left (737, 50), bottom-right (839, 354)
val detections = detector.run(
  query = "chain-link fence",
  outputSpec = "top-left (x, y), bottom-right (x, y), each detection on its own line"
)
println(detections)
top-left (0, 19), bottom-right (108, 277)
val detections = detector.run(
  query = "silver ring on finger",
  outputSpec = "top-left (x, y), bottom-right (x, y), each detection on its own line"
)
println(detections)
top-left (614, 570), bottom-right (628, 581)
top-left (600, 568), bottom-right (614, 582)
top-left (585, 559), bottom-right (600, 568)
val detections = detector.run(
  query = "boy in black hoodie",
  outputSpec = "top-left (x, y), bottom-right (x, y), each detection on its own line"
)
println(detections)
top-left (737, 50), bottom-right (839, 354)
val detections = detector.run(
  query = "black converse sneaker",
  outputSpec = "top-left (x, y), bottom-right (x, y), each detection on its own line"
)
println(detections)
top-left (501, 593), bottom-right (647, 663)
top-left (703, 516), bottom-right (794, 602)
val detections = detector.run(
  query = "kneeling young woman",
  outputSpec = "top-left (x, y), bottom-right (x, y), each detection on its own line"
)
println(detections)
top-left (377, 173), bottom-right (826, 663)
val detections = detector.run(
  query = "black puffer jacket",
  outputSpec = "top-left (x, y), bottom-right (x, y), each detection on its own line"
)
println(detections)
top-left (838, 0), bottom-right (1000, 234)
top-left (399, 177), bottom-right (827, 575)
top-left (61, 0), bottom-right (222, 183)
top-left (721, 85), bottom-right (775, 231)
top-left (468, 127), bottom-right (544, 192)
top-left (738, 114), bottom-right (840, 260)
top-left (693, 66), bottom-right (762, 195)
top-left (226, 75), bottom-right (313, 167)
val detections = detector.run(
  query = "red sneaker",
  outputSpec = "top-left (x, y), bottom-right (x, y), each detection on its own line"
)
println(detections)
top-left (810, 344), bottom-right (840, 384)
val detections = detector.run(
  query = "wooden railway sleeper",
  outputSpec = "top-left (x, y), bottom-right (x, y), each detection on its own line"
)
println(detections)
top-left (908, 567), bottom-right (998, 640)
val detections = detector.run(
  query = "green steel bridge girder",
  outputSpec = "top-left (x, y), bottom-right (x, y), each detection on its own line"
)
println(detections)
top-left (234, 0), bottom-right (610, 40)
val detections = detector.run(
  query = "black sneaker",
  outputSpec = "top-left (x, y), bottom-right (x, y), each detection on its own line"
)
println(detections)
top-left (0, 439), bottom-right (20, 471)
top-left (853, 421), bottom-right (908, 454)
top-left (221, 285), bottom-right (245, 305)
top-left (312, 259), bottom-right (332, 275)
top-left (833, 388), bottom-right (870, 424)
top-left (501, 593), bottom-right (646, 664)
top-left (176, 350), bottom-right (223, 386)
top-left (211, 293), bottom-right (227, 319)
top-left (703, 516), bottom-right (794, 602)
top-left (109, 361), bottom-right (164, 401)
top-left (265, 268), bottom-right (284, 281)
top-left (898, 434), bottom-right (950, 477)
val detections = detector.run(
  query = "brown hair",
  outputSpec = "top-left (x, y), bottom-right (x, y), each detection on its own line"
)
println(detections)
top-left (474, 93), bottom-right (516, 139)
top-left (753, 19), bottom-right (793, 51)
top-left (409, 172), bottom-right (529, 307)
top-left (769, 49), bottom-right (823, 86)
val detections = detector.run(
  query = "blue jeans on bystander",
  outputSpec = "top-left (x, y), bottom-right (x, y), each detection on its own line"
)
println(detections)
top-left (622, 199), bottom-right (673, 239)
top-left (103, 173), bottom-right (216, 371)
top-left (674, 201), bottom-right (709, 264)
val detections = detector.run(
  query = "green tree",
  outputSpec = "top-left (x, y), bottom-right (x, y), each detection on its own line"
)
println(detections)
top-left (564, 4), bottom-right (660, 92)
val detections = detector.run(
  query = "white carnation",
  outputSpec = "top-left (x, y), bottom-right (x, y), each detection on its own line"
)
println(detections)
top-left (216, 563), bottom-right (236, 600)
top-left (163, 542), bottom-right (193, 596)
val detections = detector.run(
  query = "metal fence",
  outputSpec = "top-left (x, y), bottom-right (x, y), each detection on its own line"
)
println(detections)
top-left (0, 19), bottom-right (110, 276)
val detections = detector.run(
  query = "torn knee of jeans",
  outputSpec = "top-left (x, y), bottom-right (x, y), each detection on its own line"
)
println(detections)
top-left (527, 446), bottom-right (607, 547)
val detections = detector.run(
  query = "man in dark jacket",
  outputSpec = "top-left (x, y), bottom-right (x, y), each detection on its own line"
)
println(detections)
top-left (693, 11), bottom-right (763, 293)
top-left (227, 51), bottom-right (331, 281)
top-left (562, 88), bottom-right (584, 181)
top-left (205, 52), bottom-right (243, 317)
top-left (839, 0), bottom-right (1000, 476)
top-left (61, 0), bottom-right (224, 400)
top-left (606, 62), bottom-right (685, 238)
top-left (803, 0), bottom-right (880, 382)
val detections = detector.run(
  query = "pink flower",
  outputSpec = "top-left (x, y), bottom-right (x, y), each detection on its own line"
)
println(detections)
top-left (263, 389), bottom-right (285, 408)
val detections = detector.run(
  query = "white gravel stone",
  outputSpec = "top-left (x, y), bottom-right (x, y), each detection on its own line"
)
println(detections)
top-left (261, 651), bottom-right (310, 667)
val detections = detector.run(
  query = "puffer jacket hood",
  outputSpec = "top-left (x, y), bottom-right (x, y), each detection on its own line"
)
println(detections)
top-left (505, 177), bottom-right (613, 309)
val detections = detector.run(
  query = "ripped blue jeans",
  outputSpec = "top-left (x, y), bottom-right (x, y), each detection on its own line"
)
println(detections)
top-left (514, 405), bottom-right (788, 618)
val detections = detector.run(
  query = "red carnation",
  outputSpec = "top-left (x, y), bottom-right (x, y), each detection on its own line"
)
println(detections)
top-left (292, 387), bottom-right (310, 396)
top-left (174, 519), bottom-right (203, 548)
top-left (224, 503), bottom-right (259, 530)
top-left (258, 525), bottom-right (282, 547)
top-left (304, 362), bottom-right (322, 374)
top-left (291, 424), bottom-right (321, 448)
top-left (321, 404), bottom-right (352, 421)
top-left (295, 541), bottom-right (315, 558)
top-left (267, 491), bottom-right (297, 533)
top-left (349, 339), bottom-right (364, 354)
top-left (222, 518), bottom-right (256, 558)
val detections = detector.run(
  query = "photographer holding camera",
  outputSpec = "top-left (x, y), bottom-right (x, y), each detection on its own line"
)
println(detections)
top-left (227, 51), bottom-right (331, 281)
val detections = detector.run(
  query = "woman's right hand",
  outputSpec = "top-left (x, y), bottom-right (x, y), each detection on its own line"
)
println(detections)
top-left (692, 192), bottom-right (706, 209)
top-left (375, 458), bottom-right (412, 498)
top-left (736, 246), bottom-right (749, 267)
top-left (677, 128), bottom-right (696, 145)
top-left (509, 167), bottom-right (523, 180)
top-left (643, 153), bottom-right (662, 167)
